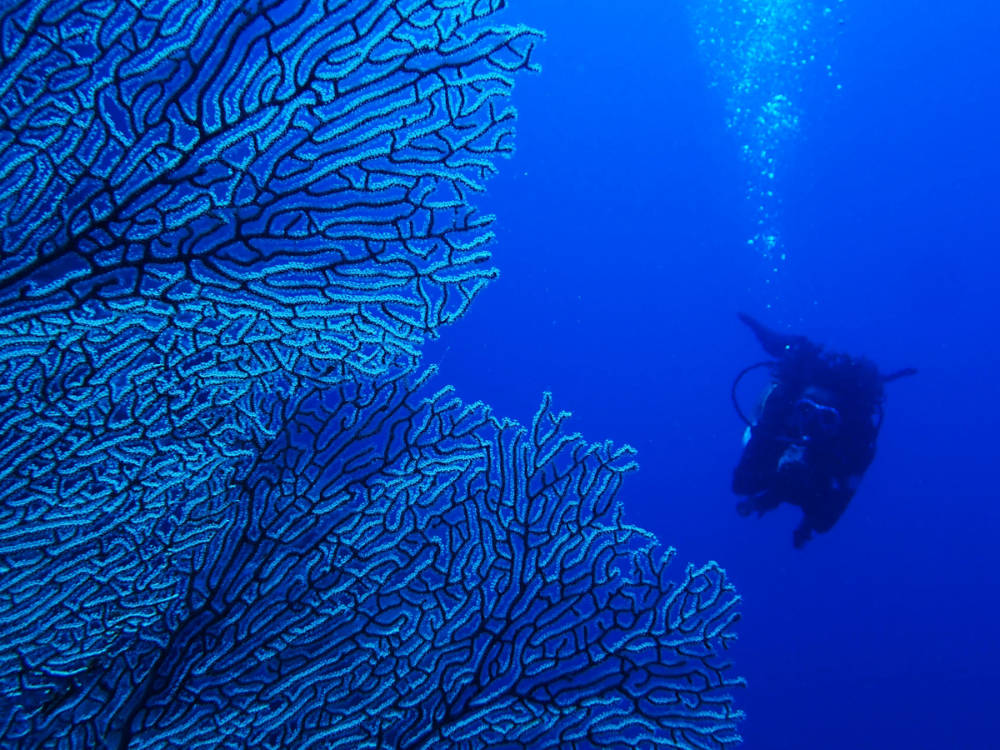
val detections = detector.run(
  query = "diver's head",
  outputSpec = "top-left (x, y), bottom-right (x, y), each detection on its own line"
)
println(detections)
top-left (791, 387), bottom-right (841, 440)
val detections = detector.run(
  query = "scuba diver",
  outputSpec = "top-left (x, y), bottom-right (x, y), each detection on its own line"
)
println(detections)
top-left (731, 313), bottom-right (917, 548)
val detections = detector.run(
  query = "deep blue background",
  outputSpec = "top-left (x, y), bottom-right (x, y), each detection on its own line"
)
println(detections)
top-left (426, 1), bottom-right (999, 748)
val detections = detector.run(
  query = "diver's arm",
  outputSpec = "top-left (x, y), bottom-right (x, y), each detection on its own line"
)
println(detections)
top-left (882, 367), bottom-right (918, 382)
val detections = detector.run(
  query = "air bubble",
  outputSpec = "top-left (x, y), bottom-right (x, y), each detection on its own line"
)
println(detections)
top-left (690, 0), bottom-right (845, 263)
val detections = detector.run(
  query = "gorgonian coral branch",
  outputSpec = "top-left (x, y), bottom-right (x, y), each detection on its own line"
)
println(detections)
top-left (0, 3), bottom-right (742, 748)
top-left (2, 373), bottom-right (742, 748)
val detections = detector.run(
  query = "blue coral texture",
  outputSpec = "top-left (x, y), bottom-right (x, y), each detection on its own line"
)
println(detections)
top-left (0, 1), bottom-right (742, 748)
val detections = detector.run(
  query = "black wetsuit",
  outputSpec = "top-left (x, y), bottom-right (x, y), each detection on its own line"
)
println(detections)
top-left (732, 314), bottom-right (914, 547)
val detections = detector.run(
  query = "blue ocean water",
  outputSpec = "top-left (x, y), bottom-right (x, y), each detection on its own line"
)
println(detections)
top-left (427, 1), bottom-right (1000, 748)
top-left (2, 0), bottom-right (996, 746)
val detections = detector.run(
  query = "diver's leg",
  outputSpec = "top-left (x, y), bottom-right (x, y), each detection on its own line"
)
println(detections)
top-left (736, 490), bottom-right (781, 518)
top-left (801, 484), bottom-right (855, 535)
top-left (792, 518), bottom-right (814, 548)
top-left (738, 313), bottom-right (807, 358)
top-left (787, 469), bottom-right (852, 547)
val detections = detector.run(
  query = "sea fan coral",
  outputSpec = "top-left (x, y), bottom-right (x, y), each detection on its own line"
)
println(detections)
top-left (0, 2), bottom-right (742, 747)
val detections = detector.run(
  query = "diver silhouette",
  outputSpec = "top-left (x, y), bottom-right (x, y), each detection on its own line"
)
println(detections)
top-left (731, 313), bottom-right (917, 548)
